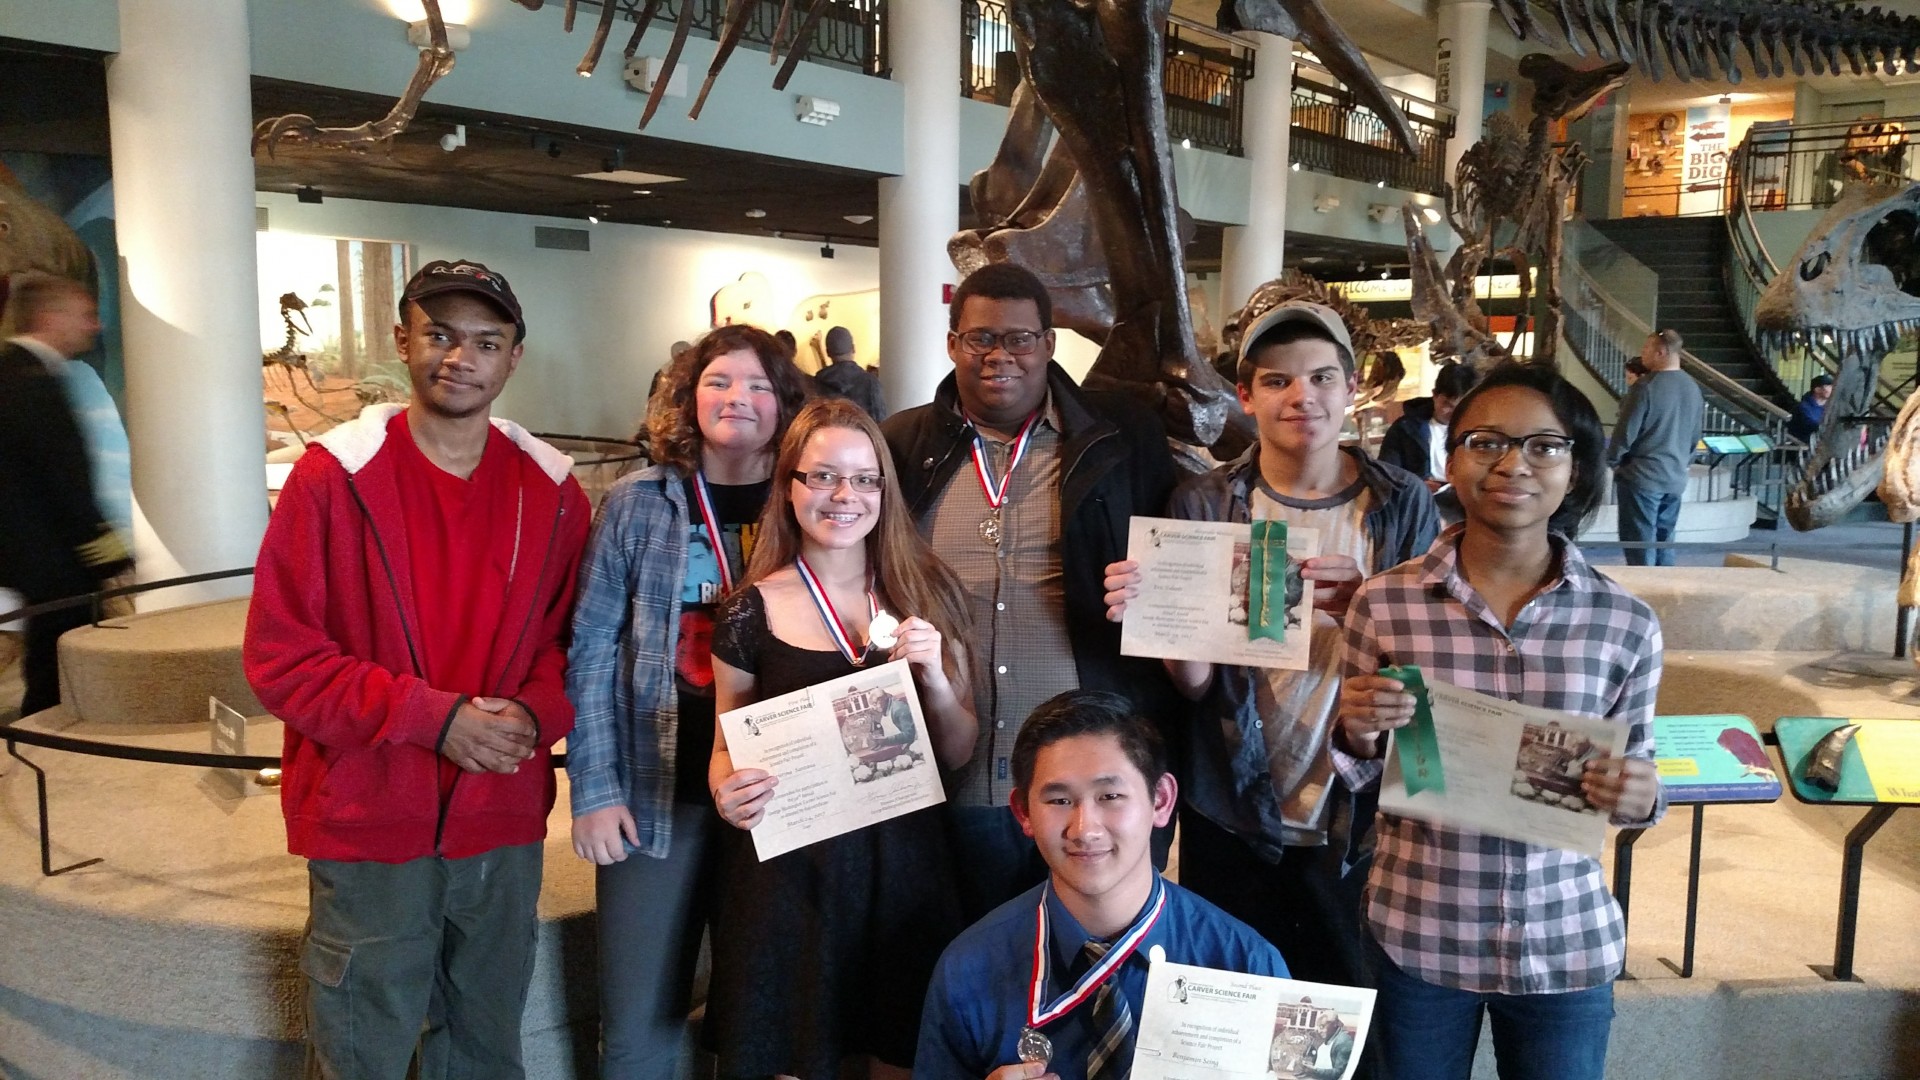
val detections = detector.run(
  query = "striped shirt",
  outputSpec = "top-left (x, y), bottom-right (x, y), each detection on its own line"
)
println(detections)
top-left (1332, 526), bottom-right (1667, 994)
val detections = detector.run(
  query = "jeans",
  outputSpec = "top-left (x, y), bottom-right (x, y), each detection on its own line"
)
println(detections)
top-left (1367, 936), bottom-right (1614, 1080)
top-left (301, 843), bottom-right (544, 1080)
top-left (1614, 482), bottom-right (1681, 566)
top-left (596, 802), bottom-right (720, 1080)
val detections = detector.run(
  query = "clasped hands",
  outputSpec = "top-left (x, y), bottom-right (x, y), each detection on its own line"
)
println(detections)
top-left (441, 696), bottom-right (537, 775)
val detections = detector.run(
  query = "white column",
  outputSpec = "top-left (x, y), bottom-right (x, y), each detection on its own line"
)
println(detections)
top-left (1436, 0), bottom-right (1491, 180)
top-left (107, 0), bottom-right (268, 605)
top-left (878, 0), bottom-right (961, 413)
top-left (1220, 32), bottom-right (1293, 319)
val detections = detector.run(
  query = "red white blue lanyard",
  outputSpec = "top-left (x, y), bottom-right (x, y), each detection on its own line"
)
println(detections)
top-left (794, 556), bottom-right (879, 666)
top-left (967, 409), bottom-right (1041, 512)
top-left (692, 472), bottom-right (742, 594)
top-left (1026, 877), bottom-right (1167, 1029)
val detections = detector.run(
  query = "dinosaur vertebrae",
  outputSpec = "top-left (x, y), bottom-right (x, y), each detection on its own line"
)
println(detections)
top-left (1490, 0), bottom-right (1920, 83)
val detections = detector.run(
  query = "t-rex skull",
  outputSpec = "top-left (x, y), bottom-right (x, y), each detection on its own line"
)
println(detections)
top-left (1755, 180), bottom-right (1920, 530)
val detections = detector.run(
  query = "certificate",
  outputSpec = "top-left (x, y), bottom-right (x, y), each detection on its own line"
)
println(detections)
top-left (1119, 516), bottom-right (1320, 671)
top-left (717, 659), bottom-right (945, 861)
top-left (1133, 961), bottom-right (1375, 1080)
top-left (1379, 671), bottom-right (1628, 856)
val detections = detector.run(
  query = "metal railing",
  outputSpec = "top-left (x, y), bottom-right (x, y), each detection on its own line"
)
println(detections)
top-left (573, 0), bottom-right (886, 76)
top-left (1289, 67), bottom-right (1452, 196)
top-left (1733, 117), bottom-right (1918, 214)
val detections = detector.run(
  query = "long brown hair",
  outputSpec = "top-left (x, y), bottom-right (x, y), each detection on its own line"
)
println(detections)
top-left (647, 324), bottom-right (810, 474)
top-left (741, 398), bottom-right (974, 682)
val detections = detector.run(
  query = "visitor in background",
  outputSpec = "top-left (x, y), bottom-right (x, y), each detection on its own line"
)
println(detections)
top-left (1335, 361), bottom-right (1664, 1080)
top-left (1787, 372), bottom-right (1835, 444)
top-left (1101, 300), bottom-right (1436, 993)
top-left (0, 273), bottom-right (131, 717)
top-left (1378, 362), bottom-right (1479, 491)
top-left (707, 398), bottom-right (976, 1079)
top-left (566, 324), bottom-right (809, 1079)
top-left (1608, 329), bottom-right (1703, 566)
top-left (244, 260), bottom-right (589, 1077)
top-left (813, 324), bottom-right (888, 421)
top-left (881, 262), bottom-right (1177, 921)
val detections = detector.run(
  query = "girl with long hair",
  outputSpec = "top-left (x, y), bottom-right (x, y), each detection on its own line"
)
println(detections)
top-left (1333, 362), bottom-right (1664, 1080)
top-left (706, 397), bottom-right (976, 1079)
top-left (565, 323), bottom-right (809, 1079)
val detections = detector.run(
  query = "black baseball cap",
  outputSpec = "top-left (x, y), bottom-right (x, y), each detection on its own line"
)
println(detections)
top-left (401, 259), bottom-right (525, 341)
top-left (1811, 373), bottom-right (1835, 388)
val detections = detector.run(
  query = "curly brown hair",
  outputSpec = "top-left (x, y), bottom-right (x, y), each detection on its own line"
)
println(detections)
top-left (647, 324), bottom-right (809, 474)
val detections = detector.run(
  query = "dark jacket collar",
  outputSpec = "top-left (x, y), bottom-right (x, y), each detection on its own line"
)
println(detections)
top-left (929, 361), bottom-right (1110, 444)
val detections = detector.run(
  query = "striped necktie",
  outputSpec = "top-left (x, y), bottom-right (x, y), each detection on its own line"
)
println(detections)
top-left (1081, 940), bottom-right (1134, 1080)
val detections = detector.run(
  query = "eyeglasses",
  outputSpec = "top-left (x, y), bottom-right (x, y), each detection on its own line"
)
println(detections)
top-left (955, 328), bottom-right (1045, 356)
top-left (791, 469), bottom-right (884, 492)
top-left (1453, 429), bottom-right (1576, 466)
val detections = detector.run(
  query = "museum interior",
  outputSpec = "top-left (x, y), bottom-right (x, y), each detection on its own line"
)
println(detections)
top-left (1, 0), bottom-right (1918, 1077)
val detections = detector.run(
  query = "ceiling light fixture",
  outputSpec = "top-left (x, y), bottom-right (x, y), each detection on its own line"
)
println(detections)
top-left (1180, 138), bottom-right (1192, 149)
top-left (820, 238), bottom-right (836, 259)
top-left (843, 214), bottom-right (874, 225)
top-left (297, 185), bottom-right (323, 204)
top-left (795, 95), bottom-right (841, 126)
top-left (547, 140), bottom-right (562, 159)
top-left (1290, 161), bottom-right (1301, 171)
top-left (603, 148), bottom-right (625, 172)
top-left (1422, 206), bottom-right (1443, 224)
top-left (439, 124), bottom-right (467, 152)
top-left (1375, 179), bottom-right (1387, 188)
top-left (745, 208), bottom-right (767, 219)
top-left (405, 19), bottom-right (471, 51)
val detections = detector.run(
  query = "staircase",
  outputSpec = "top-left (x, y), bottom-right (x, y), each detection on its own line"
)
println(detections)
top-left (1588, 217), bottom-right (1797, 413)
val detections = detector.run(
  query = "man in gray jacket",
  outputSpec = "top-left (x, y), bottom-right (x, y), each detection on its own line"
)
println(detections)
top-left (1608, 329), bottom-right (1703, 566)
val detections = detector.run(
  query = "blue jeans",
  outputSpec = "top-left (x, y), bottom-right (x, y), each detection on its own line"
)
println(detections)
top-left (1368, 936), bottom-right (1614, 1080)
top-left (1615, 481), bottom-right (1681, 566)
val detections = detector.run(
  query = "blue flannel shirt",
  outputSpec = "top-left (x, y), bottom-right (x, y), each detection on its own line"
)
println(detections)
top-left (565, 463), bottom-right (691, 857)
top-left (916, 877), bottom-right (1287, 1080)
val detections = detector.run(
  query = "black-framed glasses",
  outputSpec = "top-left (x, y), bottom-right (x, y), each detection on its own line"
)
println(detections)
top-left (1453, 429), bottom-right (1576, 466)
top-left (955, 328), bottom-right (1045, 356)
top-left (791, 469), bottom-right (884, 492)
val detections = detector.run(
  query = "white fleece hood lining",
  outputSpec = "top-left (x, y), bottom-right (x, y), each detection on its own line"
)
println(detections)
top-left (315, 403), bottom-right (575, 484)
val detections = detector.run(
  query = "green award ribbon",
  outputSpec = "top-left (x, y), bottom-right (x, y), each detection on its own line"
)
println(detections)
top-left (1248, 519), bottom-right (1288, 643)
top-left (1382, 664), bottom-right (1446, 794)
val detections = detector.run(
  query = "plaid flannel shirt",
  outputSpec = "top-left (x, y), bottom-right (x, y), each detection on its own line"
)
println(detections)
top-left (1333, 526), bottom-right (1667, 994)
top-left (564, 464), bottom-right (691, 858)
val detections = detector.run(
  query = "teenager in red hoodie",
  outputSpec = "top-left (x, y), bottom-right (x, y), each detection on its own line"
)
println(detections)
top-left (245, 261), bottom-right (589, 1078)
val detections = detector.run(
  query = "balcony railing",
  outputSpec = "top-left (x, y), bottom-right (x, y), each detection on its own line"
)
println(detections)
top-left (1732, 116), bottom-right (1917, 213)
top-left (573, 0), bottom-right (885, 76)
top-left (1289, 66), bottom-right (1452, 196)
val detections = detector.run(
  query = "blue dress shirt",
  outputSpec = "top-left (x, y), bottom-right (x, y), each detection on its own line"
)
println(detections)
top-left (916, 876), bottom-right (1288, 1080)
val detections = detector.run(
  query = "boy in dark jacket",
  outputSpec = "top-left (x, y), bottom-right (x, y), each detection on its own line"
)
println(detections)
top-left (1104, 301), bottom-right (1437, 991)
top-left (1377, 362), bottom-right (1478, 487)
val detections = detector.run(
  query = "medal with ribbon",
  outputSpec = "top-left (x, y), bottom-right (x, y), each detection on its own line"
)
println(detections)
top-left (1019, 877), bottom-right (1167, 1060)
top-left (692, 472), bottom-right (743, 594)
top-left (795, 556), bottom-right (880, 666)
top-left (967, 410), bottom-right (1041, 548)
top-left (1382, 663), bottom-right (1447, 795)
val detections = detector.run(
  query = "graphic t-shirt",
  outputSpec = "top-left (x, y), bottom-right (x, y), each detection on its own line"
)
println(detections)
top-left (675, 475), bottom-right (769, 803)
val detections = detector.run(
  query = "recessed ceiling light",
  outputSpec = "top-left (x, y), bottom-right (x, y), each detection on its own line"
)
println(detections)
top-left (745, 208), bottom-right (767, 218)
top-left (843, 214), bottom-right (874, 225)
top-left (574, 169), bottom-right (685, 185)
top-left (635, 189), bottom-right (653, 196)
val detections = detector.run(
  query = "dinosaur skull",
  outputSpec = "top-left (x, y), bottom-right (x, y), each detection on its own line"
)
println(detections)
top-left (1755, 181), bottom-right (1920, 530)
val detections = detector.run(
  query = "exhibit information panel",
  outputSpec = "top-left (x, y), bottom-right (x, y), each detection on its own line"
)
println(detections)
top-left (1776, 717), bottom-right (1920, 804)
top-left (1651, 715), bottom-right (1781, 803)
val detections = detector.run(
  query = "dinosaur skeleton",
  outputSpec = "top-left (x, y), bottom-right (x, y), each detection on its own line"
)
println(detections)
top-left (1752, 180), bottom-right (1920, 531)
top-left (1489, 0), bottom-right (1920, 84)
top-left (1402, 53), bottom-right (1627, 370)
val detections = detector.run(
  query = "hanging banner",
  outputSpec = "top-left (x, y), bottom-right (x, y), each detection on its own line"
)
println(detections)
top-left (1680, 103), bottom-right (1732, 216)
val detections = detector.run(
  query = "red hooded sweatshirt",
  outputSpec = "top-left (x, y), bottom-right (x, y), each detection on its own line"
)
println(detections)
top-left (244, 404), bottom-right (589, 862)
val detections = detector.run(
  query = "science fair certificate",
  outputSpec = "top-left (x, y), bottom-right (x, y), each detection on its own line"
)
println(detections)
top-left (717, 659), bottom-right (945, 861)
top-left (1377, 669), bottom-right (1628, 857)
top-left (1133, 961), bottom-right (1375, 1080)
top-left (1119, 516), bottom-right (1319, 671)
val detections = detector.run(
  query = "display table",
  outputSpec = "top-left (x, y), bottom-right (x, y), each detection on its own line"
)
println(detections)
top-left (1775, 716), bottom-right (1920, 982)
top-left (1613, 715), bottom-right (1782, 978)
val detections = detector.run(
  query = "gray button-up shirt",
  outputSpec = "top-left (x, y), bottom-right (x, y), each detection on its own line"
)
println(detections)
top-left (926, 400), bottom-right (1080, 806)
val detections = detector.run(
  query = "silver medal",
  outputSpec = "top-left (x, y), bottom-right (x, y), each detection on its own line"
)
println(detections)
top-left (979, 512), bottom-right (1002, 547)
top-left (1018, 1027), bottom-right (1053, 1065)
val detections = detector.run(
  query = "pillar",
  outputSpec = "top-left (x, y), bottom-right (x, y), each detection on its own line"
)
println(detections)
top-left (1572, 90), bottom-right (1630, 221)
top-left (878, 0), bottom-right (961, 413)
top-left (1219, 32), bottom-right (1293, 319)
top-left (107, 0), bottom-right (269, 604)
top-left (1436, 0), bottom-right (1491, 180)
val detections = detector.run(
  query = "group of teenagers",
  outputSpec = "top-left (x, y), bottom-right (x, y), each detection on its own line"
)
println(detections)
top-left (243, 255), bottom-right (1665, 1080)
